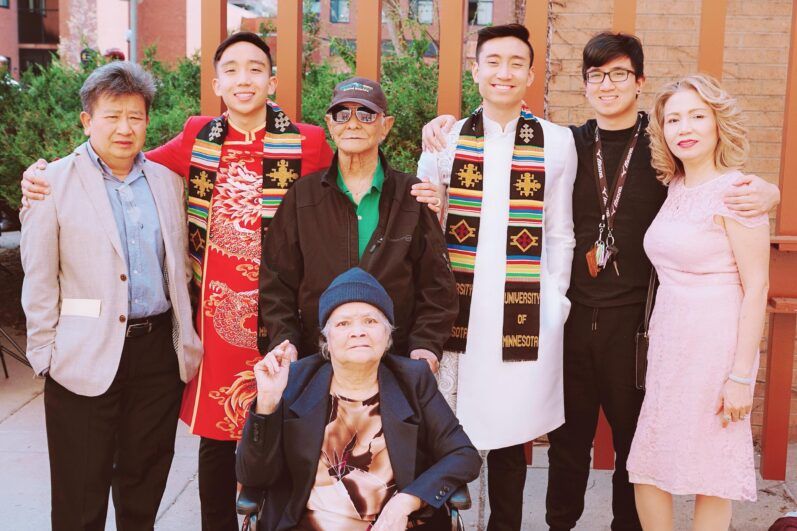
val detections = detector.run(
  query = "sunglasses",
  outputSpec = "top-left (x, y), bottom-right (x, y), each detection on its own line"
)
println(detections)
top-left (328, 105), bottom-right (379, 124)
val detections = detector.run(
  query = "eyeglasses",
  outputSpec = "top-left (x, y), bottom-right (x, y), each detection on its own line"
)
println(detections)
top-left (585, 68), bottom-right (636, 84)
top-left (328, 106), bottom-right (379, 124)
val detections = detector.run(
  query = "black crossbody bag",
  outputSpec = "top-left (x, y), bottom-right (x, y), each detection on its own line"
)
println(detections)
top-left (635, 268), bottom-right (658, 391)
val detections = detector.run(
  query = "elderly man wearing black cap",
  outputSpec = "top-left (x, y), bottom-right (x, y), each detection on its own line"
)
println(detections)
top-left (260, 77), bottom-right (458, 374)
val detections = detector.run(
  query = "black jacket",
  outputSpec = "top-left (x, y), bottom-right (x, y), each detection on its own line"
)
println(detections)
top-left (567, 114), bottom-right (667, 307)
top-left (260, 151), bottom-right (458, 358)
top-left (235, 354), bottom-right (482, 531)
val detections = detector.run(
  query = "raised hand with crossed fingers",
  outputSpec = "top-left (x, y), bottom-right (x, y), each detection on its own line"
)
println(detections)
top-left (253, 339), bottom-right (294, 415)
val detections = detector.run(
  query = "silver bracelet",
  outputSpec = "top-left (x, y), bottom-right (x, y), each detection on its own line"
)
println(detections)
top-left (728, 373), bottom-right (753, 385)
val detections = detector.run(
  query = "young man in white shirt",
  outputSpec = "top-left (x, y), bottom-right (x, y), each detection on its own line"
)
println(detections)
top-left (418, 24), bottom-right (577, 531)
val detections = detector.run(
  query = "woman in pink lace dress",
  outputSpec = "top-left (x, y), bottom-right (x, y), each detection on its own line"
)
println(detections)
top-left (626, 74), bottom-right (770, 530)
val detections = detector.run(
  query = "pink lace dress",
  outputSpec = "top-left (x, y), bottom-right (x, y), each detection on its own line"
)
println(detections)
top-left (626, 171), bottom-right (768, 501)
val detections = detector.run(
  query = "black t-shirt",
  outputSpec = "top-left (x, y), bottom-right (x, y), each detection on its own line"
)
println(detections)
top-left (567, 113), bottom-right (667, 307)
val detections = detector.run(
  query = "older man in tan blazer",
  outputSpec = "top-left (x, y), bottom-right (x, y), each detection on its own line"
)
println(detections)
top-left (20, 62), bottom-right (202, 531)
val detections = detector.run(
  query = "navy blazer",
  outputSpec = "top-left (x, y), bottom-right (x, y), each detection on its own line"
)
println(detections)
top-left (235, 353), bottom-right (481, 531)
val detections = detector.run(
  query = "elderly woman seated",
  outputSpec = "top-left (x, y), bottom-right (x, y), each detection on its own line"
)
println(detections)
top-left (236, 268), bottom-right (481, 530)
top-left (260, 76), bottom-right (457, 374)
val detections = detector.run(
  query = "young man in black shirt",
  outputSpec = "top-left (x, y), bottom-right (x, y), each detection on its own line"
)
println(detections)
top-left (544, 32), bottom-right (780, 531)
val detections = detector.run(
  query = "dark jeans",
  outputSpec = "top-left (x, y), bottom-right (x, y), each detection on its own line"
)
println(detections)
top-left (487, 443), bottom-right (527, 531)
top-left (546, 302), bottom-right (645, 531)
top-left (198, 437), bottom-right (239, 531)
top-left (44, 321), bottom-right (183, 531)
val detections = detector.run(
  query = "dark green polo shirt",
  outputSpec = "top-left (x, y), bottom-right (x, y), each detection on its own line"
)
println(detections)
top-left (337, 162), bottom-right (384, 259)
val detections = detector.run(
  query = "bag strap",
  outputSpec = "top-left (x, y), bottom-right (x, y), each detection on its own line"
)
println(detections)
top-left (642, 268), bottom-right (657, 334)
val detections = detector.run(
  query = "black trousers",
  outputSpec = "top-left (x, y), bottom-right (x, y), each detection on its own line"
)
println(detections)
top-left (546, 302), bottom-right (645, 531)
top-left (487, 443), bottom-right (527, 531)
top-left (44, 321), bottom-right (184, 531)
top-left (198, 437), bottom-right (239, 531)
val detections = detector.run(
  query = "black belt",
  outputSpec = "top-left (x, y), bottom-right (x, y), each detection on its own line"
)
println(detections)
top-left (126, 310), bottom-right (171, 338)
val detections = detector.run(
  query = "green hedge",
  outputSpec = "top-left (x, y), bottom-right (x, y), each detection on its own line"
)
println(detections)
top-left (0, 43), bottom-right (481, 209)
top-left (0, 49), bottom-right (199, 208)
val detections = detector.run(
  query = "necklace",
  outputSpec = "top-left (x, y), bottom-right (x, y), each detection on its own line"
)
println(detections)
top-left (344, 177), bottom-right (372, 201)
top-left (331, 375), bottom-right (379, 401)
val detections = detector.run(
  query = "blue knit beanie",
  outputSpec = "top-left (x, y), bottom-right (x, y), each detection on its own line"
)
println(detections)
top-left (318, 268), bottom-right (394, 327)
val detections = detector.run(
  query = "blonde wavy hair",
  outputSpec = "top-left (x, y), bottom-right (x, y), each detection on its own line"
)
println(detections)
top-left (648, 73), bottom-right (748, 184)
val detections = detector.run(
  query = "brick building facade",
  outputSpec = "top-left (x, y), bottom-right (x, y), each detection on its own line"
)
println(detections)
top-left (15, 0), bottom-right (59, 74)
top-left (0, 0), bottom-right (18, 78)
top-left (308, 0), bottom-right (516, 63)
top-left (58, 0), bottom-right (188, 65)
top-left (1, 0), bottom-right (189, 72)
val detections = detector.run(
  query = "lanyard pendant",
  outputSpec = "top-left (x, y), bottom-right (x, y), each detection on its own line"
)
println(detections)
top-left (596, 241), bottom-right (608, 268)
top-left (586, 240), bottom-right (605, 278)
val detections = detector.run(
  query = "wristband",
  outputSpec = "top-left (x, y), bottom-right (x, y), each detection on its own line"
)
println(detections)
top-left (728, 373), bottom-right (753, 385)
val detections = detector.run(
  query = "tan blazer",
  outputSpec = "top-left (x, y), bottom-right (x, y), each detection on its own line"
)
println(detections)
top-left (20, 142), bottom-right (203, 397)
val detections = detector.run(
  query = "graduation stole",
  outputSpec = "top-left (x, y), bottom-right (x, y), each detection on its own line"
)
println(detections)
top-left (444, 105), bottom-right (545, 362)
top-left (186, 101), bottom-right (302, 345)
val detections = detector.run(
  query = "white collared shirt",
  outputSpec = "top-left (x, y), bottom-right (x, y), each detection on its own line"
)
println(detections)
top-left (417, 113), bottom-right (577, 448)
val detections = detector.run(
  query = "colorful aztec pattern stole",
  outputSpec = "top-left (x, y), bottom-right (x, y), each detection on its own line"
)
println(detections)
top-left (187, 101), bottom-right (302, 348)
top-left (445, 105), bottom-right (545, 362)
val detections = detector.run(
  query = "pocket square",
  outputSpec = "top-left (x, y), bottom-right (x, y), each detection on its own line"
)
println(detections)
top-left (61, 298), bottom-right (101, 318)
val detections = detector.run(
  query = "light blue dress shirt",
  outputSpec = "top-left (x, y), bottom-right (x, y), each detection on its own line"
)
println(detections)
top-left (86, 141), bottom-right (171, 319)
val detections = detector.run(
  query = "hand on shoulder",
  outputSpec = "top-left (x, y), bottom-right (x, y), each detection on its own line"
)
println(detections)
top-left (21, 158), bottom-right (51, 204)
top-left (723, 172), bottom-right (780, 217)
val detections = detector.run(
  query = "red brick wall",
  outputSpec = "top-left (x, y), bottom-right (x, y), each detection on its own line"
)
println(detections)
top-left (0, 0), bottom-right (18, 78)
top-left (137, 0), bottom-right (186, 64)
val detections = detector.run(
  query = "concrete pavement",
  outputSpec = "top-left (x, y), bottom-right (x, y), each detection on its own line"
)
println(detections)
top-left (1, 326), bottom-right (795, 530)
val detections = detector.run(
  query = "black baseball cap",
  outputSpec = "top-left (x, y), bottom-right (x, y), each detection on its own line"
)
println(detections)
top-left (327, 77), bottom-right (388, 114)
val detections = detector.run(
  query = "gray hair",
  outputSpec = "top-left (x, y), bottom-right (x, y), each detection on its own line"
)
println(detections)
top-left (318, 312), bottom-right (395, 360)
top-left (79, 61), bottom-right (156, 115)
